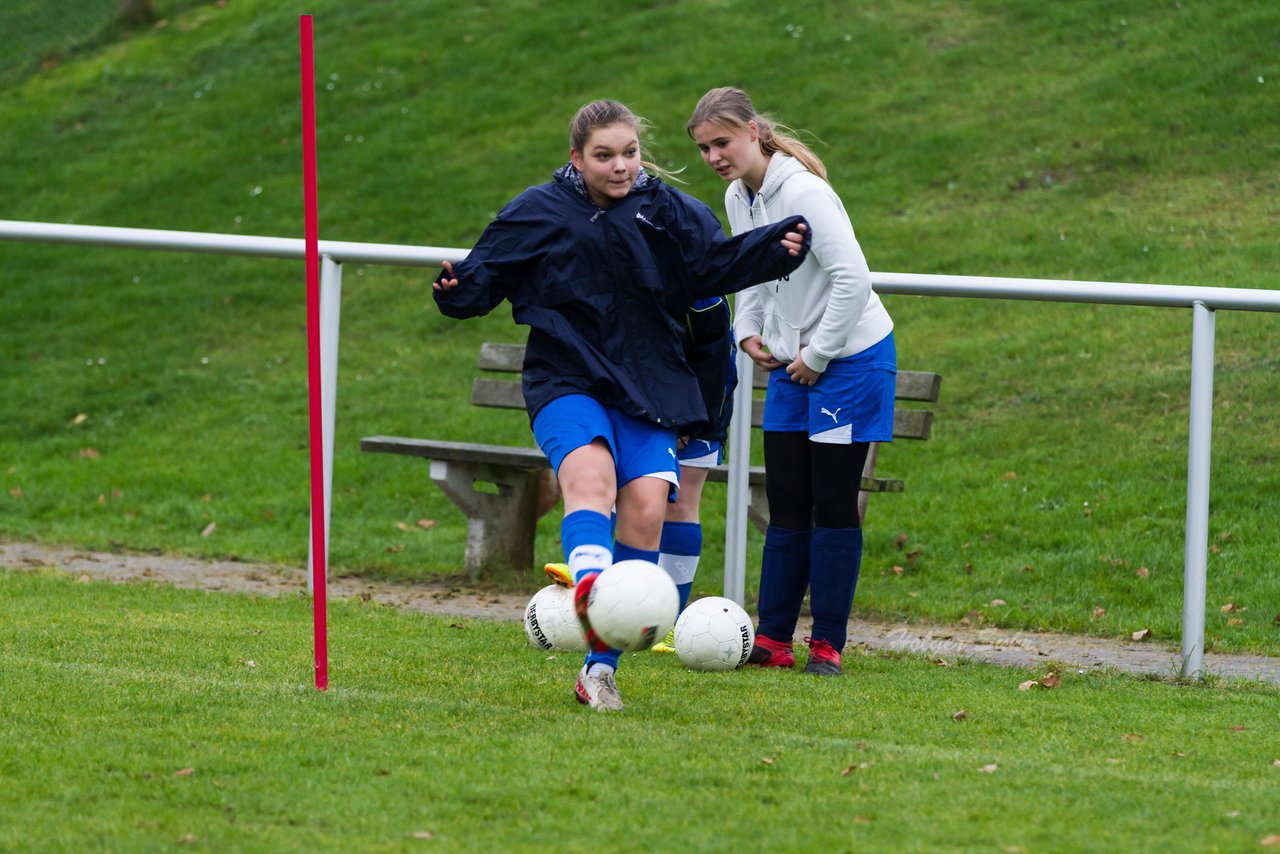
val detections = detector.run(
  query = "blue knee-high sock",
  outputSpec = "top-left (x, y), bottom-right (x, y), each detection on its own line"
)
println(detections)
top-left (561, 510), bottom-right (613, 584)
top-left (807, 527), bottom-right (862, 651)
top-left (612, 541), bottom-right (660, 564)
top-left (561, 510), bottom-right (621, 672)
top-left (755, 526), bottom-right (812, 643)
top-left (658, 521), bottom-right (701, 612)
top-left (583, 540), bottom-right (660, 672)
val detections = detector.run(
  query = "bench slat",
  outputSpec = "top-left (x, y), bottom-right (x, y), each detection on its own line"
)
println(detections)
top-left (477, 342), bottom-right (526, 372)
top-left (702, 465), bottom-right (903, 493)
top-left (478, 342), bottom-right (941, 403)
top-left (361, 435), bottom-right (904, 493)
top-left (361, 436), bottom-right (549, 470)
top-left (471, 378), bottom-right (932, 440)
top-left (751, 366), bottom-right (940, 402)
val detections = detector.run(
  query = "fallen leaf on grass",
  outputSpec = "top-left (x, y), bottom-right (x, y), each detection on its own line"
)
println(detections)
top-left (1221, 603), bottom-right (1238, 613)
top-left (174, 767), bottom-right (195, 777)
top-left (396, 521), bottom-right (411, 531)
top-left (1227, 618), bottom-right (1244, 627)
top-left (1039, 672), bottom-right (1061, 689)
top-left (1121, 733), bottom-right (1144, 744)
top-left (1228, 725), bottom-right (1248, 732)
top-left (200, 522), bottom-right (216, 537)
top-left (7, 487), bottom-right (20, 499)
top-left (891, 565), bottom-right (904, 576)
top-left (852, 815), bottom-right (872, 824)
top-left (952, 709), bottom-right (967, 722)
top-left (934, 658), bottom-right (950, 667)
top-left (72, 413), bottom-right (89, 425)
top-left (1261, 836), bottom-right (1280, 847)
top-left (1092, 607), bottom-right (1107, 618)
top-left (177, 835), bottom-right (197, 845)
top-left (990, 598), bottom-right (1007, 607)
top-left (385, 544), bottom-right (405, 553)
top-left (841, 762), bottom-right (869, 775)
top-left (1272, 759), bottom-right (1280, 767)
top-left (761, 756), bottom-right (775, 765)
top-left (895, 532), bottom-right (908, 549)
top-left (1135, 567), bottom-right (1150, 578)
top-left (1018, 680), bottom-right (1037, 691)
top-left (979, 764), bottom-right (998, 773)
top-left (1131, 628), bottom-right (1152, 641)
top-left (79, 448), bottom-right (100, 459)
top-left (416, 519), bottom-right (436, 529)
top-left (407, 831), bottom-right (435, 840)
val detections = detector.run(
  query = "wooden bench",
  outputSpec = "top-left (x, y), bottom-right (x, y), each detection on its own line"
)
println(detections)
top-left (362, 342), bottom-right (940, 577)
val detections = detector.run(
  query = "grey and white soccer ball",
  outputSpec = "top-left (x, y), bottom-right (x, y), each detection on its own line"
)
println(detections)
top-left (674, 596), bottom-right (754, 672)
top-left (585, 559), bottom-right (679, 652)
top-left (523, 584), bottom-right (586, 652)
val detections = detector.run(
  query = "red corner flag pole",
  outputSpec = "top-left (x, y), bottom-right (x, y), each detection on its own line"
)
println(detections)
top-left (300, 14), bottom-right (328, 691)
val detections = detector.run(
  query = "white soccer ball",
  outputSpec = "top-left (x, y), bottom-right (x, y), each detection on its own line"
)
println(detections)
top-left (585, 559), bottom-right (679, 651)
top-left (674, 596), bottom-right (755, 672)
top-left (523, 584), bottom-right (586, 652)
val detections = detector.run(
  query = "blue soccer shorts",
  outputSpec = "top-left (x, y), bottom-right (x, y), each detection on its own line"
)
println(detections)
top-left (532, 394), bottom-right (680, 489)
top-left (676, 437), bottom-right (722, 468)
top-left (762, 332), bottom-right (897, 444)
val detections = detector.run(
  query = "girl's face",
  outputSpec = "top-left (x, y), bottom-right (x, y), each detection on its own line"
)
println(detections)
top-left (570, 122), bottom-right (641, 207)
top-left (691, 120), bottom-right (764, 188)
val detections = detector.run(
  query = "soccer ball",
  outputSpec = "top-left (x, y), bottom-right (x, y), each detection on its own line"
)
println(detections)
top-left (523, 584), bottom-right (586, 652)
top-left (585, 559), bottom-right (679, 651)
top-left (673, 596), bottom-right (755, 672)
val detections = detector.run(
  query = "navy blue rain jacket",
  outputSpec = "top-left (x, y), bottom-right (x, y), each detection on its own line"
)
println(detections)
top-left (433, 168), bottom-right (809, 436)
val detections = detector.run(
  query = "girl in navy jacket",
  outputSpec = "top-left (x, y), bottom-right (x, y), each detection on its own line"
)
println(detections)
top-left (434, 99), bottom-right (809, 711)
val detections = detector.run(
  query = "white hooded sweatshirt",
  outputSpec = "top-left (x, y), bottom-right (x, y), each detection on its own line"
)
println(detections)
top-left (727, 154), bottom-right (892, 372)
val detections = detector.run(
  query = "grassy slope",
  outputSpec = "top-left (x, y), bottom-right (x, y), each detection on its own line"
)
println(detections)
top-left (1, 0), bottom-right (1278, 649)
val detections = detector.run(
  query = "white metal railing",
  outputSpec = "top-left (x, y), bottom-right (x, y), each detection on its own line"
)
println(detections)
top-left (5, 218), bottom-right (1280, 678)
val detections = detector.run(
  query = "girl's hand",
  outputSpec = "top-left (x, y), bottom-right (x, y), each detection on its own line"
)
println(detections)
top-left (781, 222), bottom-right (808, 256)
top-left (785, 349), bottom-right (820, 386)
top-left (741, 335), bottom-right (785, 371)
top-left (433, 260), bottom-right (459, 291)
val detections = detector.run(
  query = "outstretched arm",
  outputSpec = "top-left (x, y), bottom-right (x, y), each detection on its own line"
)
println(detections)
top-left (432, 198), bottom-right (543, 318)
top-left (688, 215), bottom-right (811, 300)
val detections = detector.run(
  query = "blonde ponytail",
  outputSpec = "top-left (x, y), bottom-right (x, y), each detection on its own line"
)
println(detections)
top-left (686, 87), bottom-right (828, 183)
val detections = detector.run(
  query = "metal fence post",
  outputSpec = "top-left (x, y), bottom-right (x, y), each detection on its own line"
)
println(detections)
top-left (1181, 300), bottom-right (1214, 678)
top-left (308, 256), bottom-right (342, 591)
top-left (722, 345), bottom-right (755, 606)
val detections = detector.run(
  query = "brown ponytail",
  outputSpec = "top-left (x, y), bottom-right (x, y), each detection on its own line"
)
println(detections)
top-left (569, 99), bottom-right (682, 183)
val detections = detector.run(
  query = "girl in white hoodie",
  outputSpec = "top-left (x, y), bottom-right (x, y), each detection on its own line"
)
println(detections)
top-left (688, 87), bottom-right (896, 676)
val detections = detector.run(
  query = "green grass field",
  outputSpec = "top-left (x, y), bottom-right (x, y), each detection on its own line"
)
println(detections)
top-left (1, 0), bottom-right (1277, 654)
top-left (3, 570), bottom-right (1278, 852)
